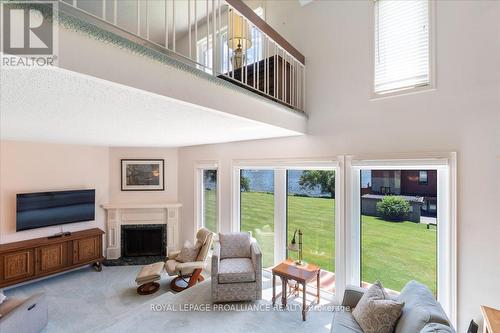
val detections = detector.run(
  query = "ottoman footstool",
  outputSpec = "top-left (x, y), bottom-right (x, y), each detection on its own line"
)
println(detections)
top-left (135, 262), bottom-right (165, 295)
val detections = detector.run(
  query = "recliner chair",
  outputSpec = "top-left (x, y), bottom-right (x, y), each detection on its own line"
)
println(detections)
top-left (135, 228), bottom-right (213, 294)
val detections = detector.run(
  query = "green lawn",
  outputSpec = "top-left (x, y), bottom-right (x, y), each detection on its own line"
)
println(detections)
top-left (361, 214), bottom-right (436, 294)
top-left (206, 190), bottom-right (437, 295)
top-left (203, 188), bottom-right (218, 232)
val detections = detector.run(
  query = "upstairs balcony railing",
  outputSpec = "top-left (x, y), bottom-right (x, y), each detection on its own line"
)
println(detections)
top-left (57, 0), bottom-right (306, 112)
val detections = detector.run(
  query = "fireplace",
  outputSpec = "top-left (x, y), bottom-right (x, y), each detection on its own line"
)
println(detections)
top-left (121, 224), bottom-right (166, 258)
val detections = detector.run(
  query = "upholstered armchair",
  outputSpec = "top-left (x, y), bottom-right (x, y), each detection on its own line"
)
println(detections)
top-left (135, 228), bottom-right (213, 294)
top-left (211, 232), bottom-right (262, 302)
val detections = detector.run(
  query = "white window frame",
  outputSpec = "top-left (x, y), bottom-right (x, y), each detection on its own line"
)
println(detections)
top-left (231, 158), bottom-right (343, 298)
top-left (195, 161), bottom-right (221, 233)
top-left (345, 153), bottom-right (457, 326)
top-left (370, 0), bottom-right (436, 99)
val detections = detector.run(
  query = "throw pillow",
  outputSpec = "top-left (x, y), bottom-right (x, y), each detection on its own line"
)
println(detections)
top-left (352, 281), bottom-right (404, 333)
top-left (176, 241), bottom-right (201, 263)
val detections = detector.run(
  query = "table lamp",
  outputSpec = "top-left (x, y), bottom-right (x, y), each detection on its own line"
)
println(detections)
top-left (288, 229), bottom-right (306, 266)
top-left (228, 9), bottom-right (252, 70)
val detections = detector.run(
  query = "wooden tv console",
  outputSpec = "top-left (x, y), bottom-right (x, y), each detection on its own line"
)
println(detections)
top-left (0, 228), bottom-right (104, 288)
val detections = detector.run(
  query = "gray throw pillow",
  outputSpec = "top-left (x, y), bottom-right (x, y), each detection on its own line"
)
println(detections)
top-left (176, 242), bottom-right (201, 263)
top-left (352, 281), bottom-right (405, 333)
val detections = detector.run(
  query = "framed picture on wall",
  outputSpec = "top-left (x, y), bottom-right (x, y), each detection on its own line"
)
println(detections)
top-left (121, 159), bottom-right (164, 191)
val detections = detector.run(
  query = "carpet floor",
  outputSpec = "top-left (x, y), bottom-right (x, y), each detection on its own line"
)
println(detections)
top-left (5, 265), bottom-right (336, 333)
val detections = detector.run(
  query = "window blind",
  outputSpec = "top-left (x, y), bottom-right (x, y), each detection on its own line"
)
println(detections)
top-left (374, 0), bottom-right (430, 94)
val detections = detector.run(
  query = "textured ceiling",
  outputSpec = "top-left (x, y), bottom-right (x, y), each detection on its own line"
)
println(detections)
top-left (0, 67), bottom-right (301, 147)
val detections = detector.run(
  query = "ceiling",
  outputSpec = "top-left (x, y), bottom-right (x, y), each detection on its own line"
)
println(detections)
top-left (0, 67), bottom-right (302, 147)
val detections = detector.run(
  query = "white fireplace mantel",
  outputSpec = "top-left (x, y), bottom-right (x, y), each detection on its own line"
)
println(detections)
top-left (101, 203), bottom-right (182, 259)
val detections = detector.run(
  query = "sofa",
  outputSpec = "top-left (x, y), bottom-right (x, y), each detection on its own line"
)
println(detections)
top-left (332, 281), bottom-right (455, 333)
top-left (0, 292), bottom-right (48, 333)
top-left (211, 232), bottom-right (262, 302)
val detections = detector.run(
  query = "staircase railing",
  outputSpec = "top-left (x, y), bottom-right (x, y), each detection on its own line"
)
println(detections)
top-left (58, 0), bottom-right (306, 111)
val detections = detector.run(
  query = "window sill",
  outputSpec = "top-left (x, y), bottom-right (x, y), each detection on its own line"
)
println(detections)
top-left (370, 85), bottom-right (436, 101)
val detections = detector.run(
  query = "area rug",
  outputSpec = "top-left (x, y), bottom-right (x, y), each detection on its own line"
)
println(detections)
top-left (94, 275), bottom-right (335, 333)
top-left (5, 265), bottom-right (335, 333)
top-left (5, 265), bottom-right (173, 332)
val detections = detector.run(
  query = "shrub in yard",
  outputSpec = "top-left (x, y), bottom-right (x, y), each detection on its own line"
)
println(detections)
top-left (376, 196), bottom-right (411, 221)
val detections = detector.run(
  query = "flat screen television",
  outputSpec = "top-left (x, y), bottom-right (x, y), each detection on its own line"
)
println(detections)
top-left (16, 189), bottom-right (95, 231)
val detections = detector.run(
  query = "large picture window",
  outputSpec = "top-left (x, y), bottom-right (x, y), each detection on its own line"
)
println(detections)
top-left (347, 156), bottom-right (456, 324)
top-left (360, 169), bottom-right (437, 295)
top-left (287, 170), bottom-right (335, 271)
top-left (234, 162), bottom-right (338, 292)
top-left (231, 156), bottom-right (455, 321)
top-left (287, 169), bottom-right (336, 291)
top-left (240, 169), bottom-right (275, 268)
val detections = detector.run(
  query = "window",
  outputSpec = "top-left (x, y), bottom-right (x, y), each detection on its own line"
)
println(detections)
top-left (348, 156), bottom-right (457, 325)
top-left (196, 164), bottom-right (219, 233)
top-left (419, 170), bottom-right (428, 184)
top-left (287, 170), bottom-right (335, 280)
top-left (231, 156), bottom-right (455, 317)
top-left (360, 169), bottom-right (437, 295)
top-left (240, 169), bottom-right (275, 268)
top-left (234, 161), bottom-right (338, 293)
top-left (374, 0), bottom-right (431, 94)
top-left (197, 35), bottom-right (215, 74)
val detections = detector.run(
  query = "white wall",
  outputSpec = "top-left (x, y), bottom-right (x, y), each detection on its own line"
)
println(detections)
top-left (109, 147), bottom-right (179, 204)
top-left (0, 141), bottom-right (110, 244)
top-left (177, 1), bottom-right (500, 331)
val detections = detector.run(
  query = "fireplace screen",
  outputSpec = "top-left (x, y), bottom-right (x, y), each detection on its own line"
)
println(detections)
top-left (121, 224), bottom-right (166, 257)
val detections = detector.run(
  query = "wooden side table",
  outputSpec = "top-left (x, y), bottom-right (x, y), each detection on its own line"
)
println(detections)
top-left (272, 259), bottom-right (320, 321)
top-left (481, 305), bottom-right (500, 333)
